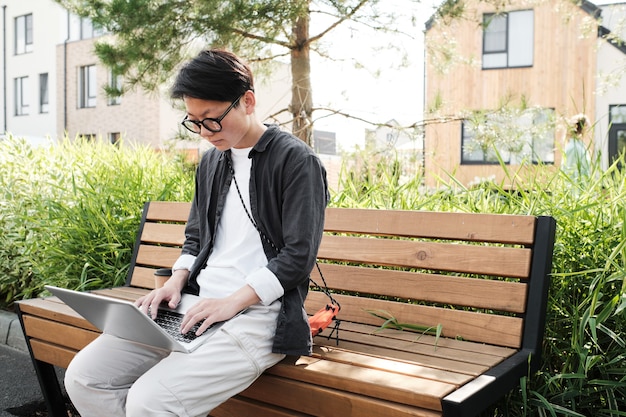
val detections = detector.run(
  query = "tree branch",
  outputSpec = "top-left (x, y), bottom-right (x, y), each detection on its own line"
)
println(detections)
top-left (308, 0), bottom-right (371, 44)
top-left (311, 107), bottom-right (463, 130)
top-left (229, 27), bottom-right (293, 50)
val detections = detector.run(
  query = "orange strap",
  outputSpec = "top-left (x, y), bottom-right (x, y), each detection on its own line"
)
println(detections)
top-left (309, 303), bottom-right (340, 337)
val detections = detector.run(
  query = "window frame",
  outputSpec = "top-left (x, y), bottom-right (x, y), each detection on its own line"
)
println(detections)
top-left (608, 105), bottom-right (626, 166)
top-left (78, 133), bottom-right (97, 142)
top-left (79, 65), bottom-right (97, 108)
top-left (39, 73), bottom-right (49, 114)
top-left (461, 108), bottom-right (555, 165)
top-left (109, 132), bottom-right (121, 145)
top-left (14, 76), bottom-right (29, 116)
top-left (461, 121), bottom-right (501, 165)
top-left (314, 130), bottom-right (337, 155)
top-left (482, 9), bottom-right (534, 70)
top-left (80, 17), bottom-right (104, 40)
top-left (609, 104), bottom-right (626, 124)
top-left (483, 14), bottom-right (508, 55)
top-left (108, 71), bottom-right (122, 106)
top-left (15, 14), bottom-right (33, 55)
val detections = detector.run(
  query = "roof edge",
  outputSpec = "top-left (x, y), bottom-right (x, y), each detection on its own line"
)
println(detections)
top-left (598, 25), bottom-right (626, 55)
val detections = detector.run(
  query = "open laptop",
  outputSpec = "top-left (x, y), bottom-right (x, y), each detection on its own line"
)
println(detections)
top-left (45, 285), bottom-right (223, 353)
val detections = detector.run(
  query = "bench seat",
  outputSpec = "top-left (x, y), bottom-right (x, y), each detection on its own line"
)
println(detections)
top-left (17, 201), bottom-right (556, 417)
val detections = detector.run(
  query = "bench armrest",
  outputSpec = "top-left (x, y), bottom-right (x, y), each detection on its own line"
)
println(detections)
top-left (441, 349), bottom-right (534, 417)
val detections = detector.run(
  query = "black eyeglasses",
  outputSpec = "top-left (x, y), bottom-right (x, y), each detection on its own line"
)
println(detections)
top-left (181, 96), bottom-right (242, 134)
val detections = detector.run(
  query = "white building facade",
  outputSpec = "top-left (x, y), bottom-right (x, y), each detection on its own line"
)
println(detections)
top-left (595, 3), bottom-right (626, 169)
top-left (2, 0), bottom-right (62, 144)
top-left (1, 0), bottom-right (294, 150)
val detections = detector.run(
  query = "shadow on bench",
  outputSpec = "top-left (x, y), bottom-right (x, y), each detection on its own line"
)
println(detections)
top-left (17, 201), bottom-right (556, 417)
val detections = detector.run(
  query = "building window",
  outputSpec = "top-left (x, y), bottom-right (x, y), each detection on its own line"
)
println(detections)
top-left (79, 65), bottom-right (97, 108)
top-left (78, 133), bottom-right (97, 142)
top-left (314, 130), bottom-right (337, 155)
top-left (108, 72), bottom-right (122, 106)
top-left (14, 76), bottom-right (29, 116)
top-left (461, 107), bottom-right (555, 164)
top-left (80, 17), bottom-right (104, 39)
top-left (462, 123), bottom-right (498, 163)
top-left (15, 14), bottom-right (33, 54)
top-left (39, 73), bottom-right (49, 113)
top-left (608, 105), bottom-right (626, 165)
top-left (482, 10), bottom-right (534, 69)
top-left (610, 105), bottom-right (626, 124)
top-left (109, 132), bottom-right (121, 145)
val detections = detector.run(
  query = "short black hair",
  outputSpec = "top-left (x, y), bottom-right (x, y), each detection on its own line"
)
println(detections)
top-left (170, 49), bottom-right (254, 102)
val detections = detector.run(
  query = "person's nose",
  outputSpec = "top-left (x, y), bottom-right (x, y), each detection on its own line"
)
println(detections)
top-left (199, 125), bottom-right (215, 139)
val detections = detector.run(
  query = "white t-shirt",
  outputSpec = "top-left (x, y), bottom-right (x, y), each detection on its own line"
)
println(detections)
top-left (173, 147), bottom-right (284, 305)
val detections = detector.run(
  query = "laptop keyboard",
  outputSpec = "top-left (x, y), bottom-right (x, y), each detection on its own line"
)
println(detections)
top-left (154, 310), bottom-right (206, 343)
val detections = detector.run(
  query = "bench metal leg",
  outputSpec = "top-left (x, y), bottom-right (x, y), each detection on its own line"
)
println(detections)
top-left (31, 359), bottom-right (68, 417)
top-left (15, 306), bottom-right (69, 417)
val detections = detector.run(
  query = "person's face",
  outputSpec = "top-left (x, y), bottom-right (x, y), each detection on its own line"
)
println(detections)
top-left (182, 92), bottom-right (255, 150)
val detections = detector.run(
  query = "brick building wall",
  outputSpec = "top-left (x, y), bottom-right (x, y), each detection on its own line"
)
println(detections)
top-left (56, 37), bottom-right (180, 147)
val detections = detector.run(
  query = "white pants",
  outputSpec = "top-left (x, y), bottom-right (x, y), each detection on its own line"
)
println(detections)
top-left (64, 303), bottom-right (284, 417)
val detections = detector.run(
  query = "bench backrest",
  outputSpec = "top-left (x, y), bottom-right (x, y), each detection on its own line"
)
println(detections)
top-left (126, 202), bottom-right (191, 288)
top-left (127, 202), bottom-right (555, 362)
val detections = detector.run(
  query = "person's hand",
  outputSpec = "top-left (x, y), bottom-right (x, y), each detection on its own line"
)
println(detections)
top-left (135, 269), bottom-right (189, 319)
top-left (180, 284), bottom-right (260, 336)
top-left (180, 297), bottom-right (241, 336)
top-left (135, 285), bottom-right (182, 320)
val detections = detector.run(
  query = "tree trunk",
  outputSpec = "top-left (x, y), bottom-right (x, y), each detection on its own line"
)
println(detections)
top-left (290, 8), bottom-right (313, 146)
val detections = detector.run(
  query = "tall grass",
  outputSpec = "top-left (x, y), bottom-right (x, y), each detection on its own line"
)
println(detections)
top-left (0, 135), bottom-right (194, 305)
top-left (333, 148), bottom-right (626, 416)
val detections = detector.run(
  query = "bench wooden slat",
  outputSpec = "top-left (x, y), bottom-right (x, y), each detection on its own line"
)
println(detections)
top-left (314, 338), bottom-right (490, 377)
top-left (306, 291), bottom-right (524, 348)
top-left (316, 327), bottom-right (511, 369)
top-left (141, 222), bottom-right (186, 246)
top-left (240, 374), bottom-right (443, 417)
top-left (318, 235), bottom-right (532, 278)
top-left (146, 201), bottom-right (192, 222)
top-left (324, 208), bottom-right (536, 245)
top-left (309, 346), bottom-right (474, 386)
top-left (210, 396), bottom-right (310, 417)
top-left (22, 316), bottom-right (98, 351)
top-left (312, 264), bottom-right (528, 313)
top-left (128, 266), bottom-right (159, 289)
top-left (316, 331), bottom-right (508, 372)
top-left (91, 287), bottom-right (151, 301)
top-left (334, 321), bottom-right (516, 358)
top-left (135, 244), bottom-right (184, 268)
top-left (30, 339), bottom-right (77, 369)
top-left (17, 298), bottom-right (99, 332)
top-left (269, 356), bottom-right (453, 411)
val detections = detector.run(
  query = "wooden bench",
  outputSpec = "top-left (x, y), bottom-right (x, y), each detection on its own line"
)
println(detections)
top-left (16, 201), bottom-right (556, 417)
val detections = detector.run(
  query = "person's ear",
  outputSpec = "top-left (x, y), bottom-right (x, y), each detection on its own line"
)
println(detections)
top-left (243, 90), bottom-right (256, 114)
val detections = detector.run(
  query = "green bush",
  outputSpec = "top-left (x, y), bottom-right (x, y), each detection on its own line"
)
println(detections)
top-left (0, 135), bottom-right (194, 306)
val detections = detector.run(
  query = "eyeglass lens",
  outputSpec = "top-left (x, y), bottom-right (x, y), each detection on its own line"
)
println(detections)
top-left (181, 96), bottom-right (241, 134)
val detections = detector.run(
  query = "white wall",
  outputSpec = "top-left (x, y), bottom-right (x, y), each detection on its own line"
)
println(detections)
top-left (1, 0), bottom-right (64, 143)
top-left (595, 3), bottom-right (626, 169)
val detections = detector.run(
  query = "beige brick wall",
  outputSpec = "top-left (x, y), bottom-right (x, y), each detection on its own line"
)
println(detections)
top-left (56, 38), bottom-right (176, 147)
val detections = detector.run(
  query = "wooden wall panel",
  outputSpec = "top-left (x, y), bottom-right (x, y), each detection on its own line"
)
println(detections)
top-left (424, 0), bottom-right (597, 187)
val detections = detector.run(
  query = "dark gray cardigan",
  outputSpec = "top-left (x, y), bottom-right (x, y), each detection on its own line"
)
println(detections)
top-left (182, 125), bottom-right (329, 356)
